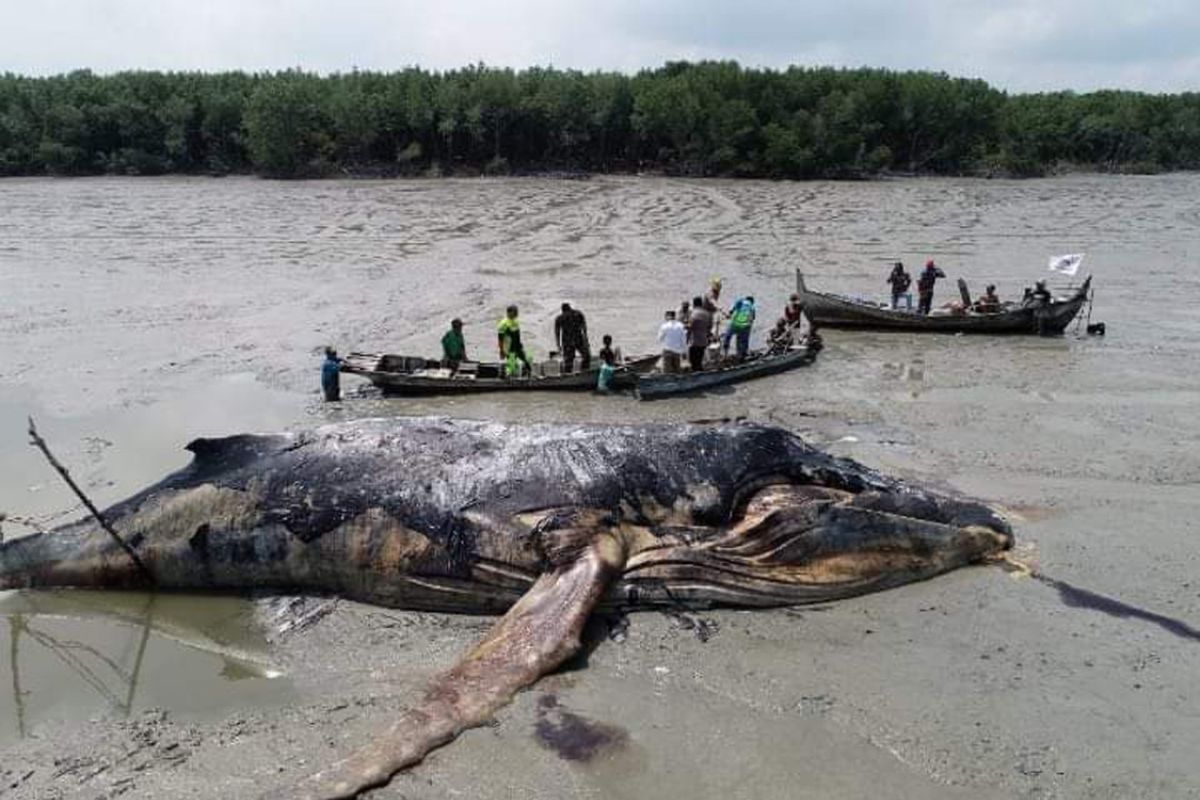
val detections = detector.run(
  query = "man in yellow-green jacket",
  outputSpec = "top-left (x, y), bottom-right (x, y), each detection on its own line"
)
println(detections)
top-left (497, 305), bottom-right (532, 377)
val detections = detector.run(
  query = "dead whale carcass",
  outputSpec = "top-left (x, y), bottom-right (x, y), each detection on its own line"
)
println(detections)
top-left (1, 417), bottom-right (1012, 798)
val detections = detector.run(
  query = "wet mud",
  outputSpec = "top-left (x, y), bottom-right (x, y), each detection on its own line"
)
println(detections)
top-left (1, 174), bottom-right (1199, 798)
top-left (534, 694), bottom-right (629, 763)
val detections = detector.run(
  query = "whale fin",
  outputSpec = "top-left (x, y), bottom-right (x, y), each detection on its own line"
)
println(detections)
top-left (266, 526), bottom-right (627, 800)
top-left (183, 433), bottom-right (296, 479)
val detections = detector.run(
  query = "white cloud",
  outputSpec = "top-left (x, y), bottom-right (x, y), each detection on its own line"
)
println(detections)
top-left (2, 0), bottom-right (1198, 92)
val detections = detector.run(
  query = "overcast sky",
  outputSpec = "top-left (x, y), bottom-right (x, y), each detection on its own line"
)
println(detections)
top-left (4, 0), bottom-right (1199, 93)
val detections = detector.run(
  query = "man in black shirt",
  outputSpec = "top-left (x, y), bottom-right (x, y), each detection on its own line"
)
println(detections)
top-left (917, 259), bottom-right (946, 315)
top-left (554, 303), bottom-right (591, 373)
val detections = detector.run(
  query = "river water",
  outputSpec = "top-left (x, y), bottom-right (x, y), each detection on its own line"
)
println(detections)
top-left (1, 174), bottom-right (1198, 798)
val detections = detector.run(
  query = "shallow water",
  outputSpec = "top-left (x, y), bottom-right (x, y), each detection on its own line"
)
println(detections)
top-left (1, 173), bottom-right (1199, 796)
top-left (0, 590), bottom-right (293, 747)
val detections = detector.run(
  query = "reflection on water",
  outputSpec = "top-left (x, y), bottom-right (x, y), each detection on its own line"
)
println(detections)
top-left (0, 590), bottom-right (294, 745)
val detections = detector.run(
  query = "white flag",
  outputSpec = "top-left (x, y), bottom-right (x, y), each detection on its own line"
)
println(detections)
top-left (1048, 253), bottom-right (1084, 276)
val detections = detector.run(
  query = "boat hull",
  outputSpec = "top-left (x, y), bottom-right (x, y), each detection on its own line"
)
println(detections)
top-left (798, 274), bottom-right (1091, 335)
top-left (636, 345), bottom-right (818, 400)
top-left (343, 354), bottom-right (659, 396)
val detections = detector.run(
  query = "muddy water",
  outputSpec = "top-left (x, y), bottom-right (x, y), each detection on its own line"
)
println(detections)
top-left (0, 591), bottom-right (293, 747)
top-left (2, 174), bottom-right (1199, 798)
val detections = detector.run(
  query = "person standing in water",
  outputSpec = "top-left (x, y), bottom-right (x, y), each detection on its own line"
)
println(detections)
top-left (321, 347), bottom-right (342, 402)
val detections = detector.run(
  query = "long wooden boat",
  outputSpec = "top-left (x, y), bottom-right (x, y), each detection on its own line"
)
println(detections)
top-left (796, 270), bottom-right (1092, 335)
top-left (341, 352), bottom-right (659, 396)
top-left (636, 341), bottom-right (820, 400)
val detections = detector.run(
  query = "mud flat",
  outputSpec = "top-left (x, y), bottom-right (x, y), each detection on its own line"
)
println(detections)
top-left (2, 174), bottom-right (1199, 798)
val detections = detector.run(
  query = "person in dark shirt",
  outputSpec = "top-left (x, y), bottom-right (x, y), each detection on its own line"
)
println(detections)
top-left (321, 347), bottom-right (342, 402)
top-left (441, 318), bottom-right (467, 372)
top-left (917, 259), bottom-right (946, 315)
top-left (598, 334), bottom-right (616, 365)
top-left (687, 296), bottom-right (713, 372)
top-left (887, 262), bottom-right (913, 310)
top-left (553, 303), bottom-right (591, 373)
top-left (767, 318), bottom-right (794, 353)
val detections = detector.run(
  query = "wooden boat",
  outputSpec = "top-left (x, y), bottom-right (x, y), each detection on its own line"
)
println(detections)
top-left (796, 270), bottom-right (1092, 335)
top-left (341, 352), bottom-right (659, 396)
top-left (636, 340), bottom-right (820, 400)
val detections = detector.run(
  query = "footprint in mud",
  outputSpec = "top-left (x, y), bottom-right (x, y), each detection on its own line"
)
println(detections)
top-left (533, 695), bottom-right (629, 763)
top-left (82, 436), bottom-right (113, 462)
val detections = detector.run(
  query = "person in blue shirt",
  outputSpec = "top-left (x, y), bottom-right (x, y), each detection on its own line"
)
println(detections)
top-left (321, 347), bottom-right (342, 402)
top-left (721, 296), bottom-right (756, 360)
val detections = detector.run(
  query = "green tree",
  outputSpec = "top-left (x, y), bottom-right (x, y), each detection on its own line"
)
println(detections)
top-left (244, 72), bottom-right (331, 177)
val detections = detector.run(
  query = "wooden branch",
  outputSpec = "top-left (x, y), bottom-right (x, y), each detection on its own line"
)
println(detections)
top-left (26, 417), bottom-right (155, 586)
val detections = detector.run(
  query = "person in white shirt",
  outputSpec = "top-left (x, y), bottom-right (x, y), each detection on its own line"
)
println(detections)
top-left (657, 310), bottom-right (687, 374)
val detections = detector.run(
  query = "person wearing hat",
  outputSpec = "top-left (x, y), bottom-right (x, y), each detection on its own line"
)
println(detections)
top-left (703, 277), bottom-right (724, 314)
top-left (917, 259), bottom-right (946, 315)
top-left (703, 277), bottom-right (725, 339)
top-left (441, 318), bottom-right (468, 373)
top-left (321, 347), bottom-right (342, 402)
top-left (553, 302), bottom-right (591, 373)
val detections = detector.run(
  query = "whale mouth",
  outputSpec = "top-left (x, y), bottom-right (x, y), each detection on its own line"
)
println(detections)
top-left (612, 483), bottom-right (1012, 608)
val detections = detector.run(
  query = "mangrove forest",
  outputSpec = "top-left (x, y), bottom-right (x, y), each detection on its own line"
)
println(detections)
top-left (2, 61), bottom-right (1199, 179)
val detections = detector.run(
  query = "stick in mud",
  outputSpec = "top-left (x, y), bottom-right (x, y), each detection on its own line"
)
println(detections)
top-left (26, 416), bottom-right (156, 585)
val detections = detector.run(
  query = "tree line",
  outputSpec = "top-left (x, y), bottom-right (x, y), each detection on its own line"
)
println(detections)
top-left (2, 62), bottom-right (1199, 180)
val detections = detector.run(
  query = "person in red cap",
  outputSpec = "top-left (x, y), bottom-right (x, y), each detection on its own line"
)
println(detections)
top-left (916, 259), bottom-right (945, 315)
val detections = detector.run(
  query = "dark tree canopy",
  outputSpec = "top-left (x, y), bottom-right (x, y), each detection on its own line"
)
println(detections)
top-left (1, 63), bottom-right (1198, 179)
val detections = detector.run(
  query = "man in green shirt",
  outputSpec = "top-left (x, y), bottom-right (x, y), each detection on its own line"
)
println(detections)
top-left (441, 318), bottom-right (467, 373)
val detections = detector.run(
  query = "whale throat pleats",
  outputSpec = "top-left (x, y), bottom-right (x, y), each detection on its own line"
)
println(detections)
top-left (267, 526), bottom-right (627, 800)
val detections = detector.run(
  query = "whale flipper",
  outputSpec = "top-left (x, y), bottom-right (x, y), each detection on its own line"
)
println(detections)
top-left (268, 525), bottom-right (627, 800)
